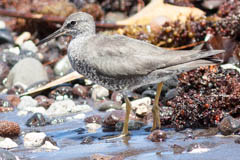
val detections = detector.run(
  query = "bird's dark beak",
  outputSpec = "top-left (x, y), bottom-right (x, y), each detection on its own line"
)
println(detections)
top-left (37, 28), bottom-right (66, 46)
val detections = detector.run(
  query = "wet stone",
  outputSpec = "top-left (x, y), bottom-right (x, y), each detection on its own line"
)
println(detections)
top-left (35, 95), bottom-right (54, 109)
top-left (72, 84), bottom-right (89, 98)
top-left (0, 137), bottom-right (18, 149)
top-left (24, 132), bottom-right (46, 147)
top-left (96, 100), bottom-right (122, 112)
top-left (7, 85), bottom-right (25, 95)
top-left (171, 144), bottom-right (185, 154)
top-left (147, 130), bottom-right (167, 142)
top-left (84, 115), bottom-right (102, 124)
top-left (141, 89), bottom-right (156, 98)
top-left (48, 86), bottom-right (73, 100)
top-left (218, 116), bottom-right (240, 136)
top-left (115, 120), bottom-right (145, 131)
top-left (91, 84), bottom-right (109, 101)
top-left (0, 121), bottom-right (20, 137)
top-left (111, 91), bottom-right (124, 103)
top-left (86, 123), bottom-right (101, 133)
top-left (25, 113), bottom-right (49, 127)
top-left (81, 136), bottom-right (94, 144)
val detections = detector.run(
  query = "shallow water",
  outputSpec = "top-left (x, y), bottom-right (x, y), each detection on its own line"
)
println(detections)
top-left (1, 109), bottom-right (240, 160)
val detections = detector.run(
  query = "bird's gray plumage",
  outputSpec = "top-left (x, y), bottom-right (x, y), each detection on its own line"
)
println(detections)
top-left (38, 12), bottom-right (223, 91)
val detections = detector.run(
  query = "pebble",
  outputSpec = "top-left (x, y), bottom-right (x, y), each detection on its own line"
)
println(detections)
top-left (72, 84), bottom-right (89, 98)
top-left (6, 58), bottom-right (49, 90)
top-left (25, 113), bottom-right (49, 127)
top-left (115, 120), bottom-right (145, 131)
top-left (73, 113), bottom-right (86, 119)
top-left (17, 96), bottom-right (38, 112)
top-left (218, 116), bottom-right (240, 136)
top-left (15, 31), bottom-right (31, 45)
top-left (54, 55), bottom-right (73, 76)
top-left (84, 115), bottom-right (102, 124)
top-left (48, 86), bottom-right (73, 100)
top-left (96, 100), bottom-right (122, 111)
top-left (141, 89), bottom-right (156, 98)
top-left (75, 104), bottom-right (93, 113)
top-left (24, 132), bottom-right (46, 147)
top-left (0, 29), bottom-right (14, 44)
top-left (86, 123), bottom-right (101, 133)
top-left (91, 84), bottom-right (109, 101)
top-left (46, 99), bottom-right (83, 116)
top-left (0, 148), bottom-right (19, 160)
top-left (90, 153), bottom-right (124, 160)
top-left (135, 103), bottom-right (152, 117)
top-left (41, 141), bottom-right (60, 150)
top-left (0, 137), bottom-right (18, 149)
top-left (20, 40), bottom-right (38, 53)
top-left (121, 97), bottom-right (151, 111)
top-left (34, 95), bottom-right (54, 109)
top-left (0, 121), bottom-right (20, 137)
top-left (147, 130), bottom-right (167, 142)
top-left (81, 136), bottom-right (94, 144)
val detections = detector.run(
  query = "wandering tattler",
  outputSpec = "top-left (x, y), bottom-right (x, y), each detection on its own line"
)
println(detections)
top-left (38, 12), bottom-right (223, 136)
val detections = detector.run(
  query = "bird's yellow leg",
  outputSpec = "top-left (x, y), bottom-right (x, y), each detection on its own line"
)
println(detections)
top-left (121, 97), bottom-right (131, 136)
top-left (151, 82), bottom-right (163, 131)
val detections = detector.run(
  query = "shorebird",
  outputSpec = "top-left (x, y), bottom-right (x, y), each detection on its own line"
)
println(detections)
top-left (38, 12), bottom-right (223, 136)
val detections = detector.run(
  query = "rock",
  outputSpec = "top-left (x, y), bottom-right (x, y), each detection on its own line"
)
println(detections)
top-left (115, 120), bottom-right (145, 131)
top-left (164, 88), bottom-right (177, 101)
top-left (218, 116), bottom-right (240, 136)
top-left (171, 144), bottom-right (185, 154)
top-left (90, 154), bottom-right (124, 160)
top-left (7, 85), bottom-right (24, 95)
top-left (24, 132), bottom-right (46, 147)
top-left (6, 58), bottom-right (49, 89)
top-left (0, 61), bottom-right (9, 83)
top-left (41, 140), bottom-right (60, 150)
top-left (135, 103), bottom-right (152, 117)
top-left (111, 91), bottom-right (124, 103)
top-left (72, 84), bottom-right (89, 98)
top-left (0, 148), bottom-right (19, 160)
top-left (105, 12), bottom-right (127, 23)
top-left (183, 128), bottom-right (195, 140)
top-left (0, 29), bottom-right (14, 44)
top-left (25, 113), bottom-right (49, 127)
top-left (6, 95), bottom-right (20, 107)
top-left (0, 138), bottom-right (18, 149)
top-left (15, 32), bottom-right (31, 45)
top-left (17, 96), bottom-right (40, 113)
top-left (48, 86), bottom-right (73, 100)
top-left (0, 121), bottom-right (20, 137)
top-left (81, 136), bottom-right (94, 144)
top-left (141, 89), bottom-right (156, 98)
top-left (86, 123), bottom-right (101, 133)
top-left (147, 130), bottom-right (167, 142)
top-left (34, 95), bottom-right (54, 109)
top-left (73, 113), bottom-right (86, 119)
top-left (103, 110), bottom-right (135, 128)
top-left (91, 85), bottom-right (109, 101)
top-left (97, 100), bottom-right (122, 111)
top-left (46, 100), bottom-right (92, 116)
top-left (84, 115), bottom-right (102, 124)
top-left (121, 97), bottom-right (151, 111)
top-left (186, 143), bottom-right (209, 153)
top-left (54, 55), bottom-right (73, 76)
top-left (20, 40), bottom-right (38, 53)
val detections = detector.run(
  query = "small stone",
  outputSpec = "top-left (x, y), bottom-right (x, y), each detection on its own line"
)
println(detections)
top-left (218, 116), bottom-right (240, 136)
top-left (15, 31), bottom-right (31, 45)
top-left (75, 104), bottom-right (93, 113)
top-left (0, 29), bottom-right (14, 44)
top-left (141, 89), bottom-right (156, 98)
top-left (81, 136), bottom-right (94, 144)
top-left (135, 103), bottom-right (151, 117)
top-left (0, 121), bottom-right (20, 137)
top-left (20, 40), bottom-right (38, 53)
top-left (171, 144), bottom-right (185, 154)
top-left (111, 91), bottom-right (123, 103)
top-left (164, 88), bottom-right (177, 101)
top-left (235, 137), bottom-right (240, 144)
top-left (91, 84), bottom-right (109, 101)
top-left (54, 55), bottom-right (73, 76)
top-left (0, 148), bottom-right (19, 160)
top-left (24, 132), bottom-right (46, 147)
top-left (73, 113), bottom-right (86, 119)
top-left (35, 95), bottom-right (54, 109)
top-left (0, 138), bottom-right (18, 149)
top-left (6, 95), bottom-right (20, 107)
top-left (6, 58), bottom-right (49, 89)
top-left (7, 85), bottom-right (24, 95)
top-left (97, 100), bottom-right (122, 111)
top-left (48, 86), bottom-right (73, 100)
top-left (90, 154), bottom-right (124, 160)
top-left (121, 97), bottom-right (151, 111)
top-left (147, 130), bottom-right (167, 142)
top-left (41, 140), bottom-right (60, 150)
top-left (17, 96), bottom-right (38, 112)
top-left (25, 113), bottom-right (49, 127)
top-left (84, 115), bottom-right (102, 124)
top-left (72, 84), bottom-right (89, 98)
top-left (86, 123), bottom-right (101, 133)
top-left (115, 120), bottom-right (144, 131)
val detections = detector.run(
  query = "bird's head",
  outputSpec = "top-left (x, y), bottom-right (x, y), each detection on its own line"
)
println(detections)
top-left (37, 12), bottom-right (95, 46)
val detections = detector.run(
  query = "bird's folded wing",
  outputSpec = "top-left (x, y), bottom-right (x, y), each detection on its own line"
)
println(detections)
top-left (86, 35), bottom-right (222, 77)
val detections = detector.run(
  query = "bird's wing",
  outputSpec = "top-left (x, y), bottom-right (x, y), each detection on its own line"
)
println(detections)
top-left (85, 34), bottom-right (221, 77)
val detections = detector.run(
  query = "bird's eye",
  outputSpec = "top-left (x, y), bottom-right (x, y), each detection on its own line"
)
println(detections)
top-left (70, 21), bottom-right (77, 25)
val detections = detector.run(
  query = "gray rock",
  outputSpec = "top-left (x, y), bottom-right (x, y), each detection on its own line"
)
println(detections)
top-left (6, 58), bottom-right (49, 89)
top-left (0, 148), bottom-right (19, 160)
top-left (20, 40), bottom-right (38, 53)
top-left (54, 55), bottom-right (73, 76)
top-left (24, 132), bottom-right (46, 147)
top-left (218, 116), bottom-right (240, 136)
top-left (97, 100), bottom-right (122, 111)
top-left (0, 138), bottom-right (18, 149)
